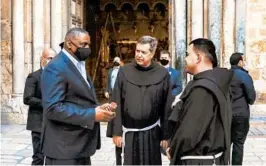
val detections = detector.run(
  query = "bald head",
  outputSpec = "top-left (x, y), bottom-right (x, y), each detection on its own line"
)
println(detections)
top-left (114, 56), bottom-right (121, 63)
top-left (41, 48), bottom-right (56, 67)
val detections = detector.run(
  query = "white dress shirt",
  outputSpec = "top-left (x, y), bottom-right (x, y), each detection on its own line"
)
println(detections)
top-left (62, 49), bottom-right (91, 88)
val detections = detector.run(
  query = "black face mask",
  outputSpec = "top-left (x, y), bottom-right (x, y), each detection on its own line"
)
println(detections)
top-left (113, 62), bottom-right (120, 66)
top-left (160, 59), bottom-right (169, 66)
top-left (71, 41), bottom-right (91, 61)
top-left (74, 47), bottom-right (91, 61)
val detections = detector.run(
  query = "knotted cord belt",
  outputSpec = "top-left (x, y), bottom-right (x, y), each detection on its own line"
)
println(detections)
top-left (121, 119), bottom-right (160, 166)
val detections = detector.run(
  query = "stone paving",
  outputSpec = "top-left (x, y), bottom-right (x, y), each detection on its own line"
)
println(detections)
top-left (1, 124), bottom-right (266, 165)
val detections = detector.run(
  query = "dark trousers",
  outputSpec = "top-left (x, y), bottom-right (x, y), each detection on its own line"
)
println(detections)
top-left (231, 116), bottom-right (250, 165)
top-left (176, 157), bottom-right (225, 165)
top-left (115, 147), bottom-right (122, 165)
top-left (45, 156), bottom-right (91, 165)
top-left (31, 131), bottom-right (44, 165)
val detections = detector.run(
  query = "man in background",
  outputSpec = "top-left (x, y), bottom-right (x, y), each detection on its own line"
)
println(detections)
top-left (104, 56), bottom-right (121, 99)
top-left (230, 52), bottom-right (256, 165)
top-left (159, 50), bottom-right (182, 96)
top-left (23, 48), bottom-right (56, 165)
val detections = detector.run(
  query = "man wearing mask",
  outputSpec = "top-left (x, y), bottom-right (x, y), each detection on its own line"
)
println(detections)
top-left (105, 56), bottom-right (121, 99)
top-left (230, 52), bottom-right (256, 165)
top-left (41, 27), bottom-right (116, 165)
top-left (23, 48), bottom-right (56, 165)
top-left (159, 50), bottom-right (182, 96)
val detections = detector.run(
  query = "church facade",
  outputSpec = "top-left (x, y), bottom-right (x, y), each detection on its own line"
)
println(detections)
top-left (1, 0), bottom-right (266, 124)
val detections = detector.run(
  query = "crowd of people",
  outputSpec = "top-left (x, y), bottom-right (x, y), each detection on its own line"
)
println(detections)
top-left (23, 27), bottom-right (256, 165)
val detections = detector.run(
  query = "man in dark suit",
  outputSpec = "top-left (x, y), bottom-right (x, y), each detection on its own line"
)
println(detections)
top-left (41, 27), bottom-right (116, 165)
top-left (104, 56), bottom-right (121, 99)
top-left (159, 50), bottom-right (182, 96)
top-left (23, 48), bottom-right (56, 165)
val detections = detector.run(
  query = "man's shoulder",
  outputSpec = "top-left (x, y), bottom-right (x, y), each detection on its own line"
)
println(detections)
top-left (169, 67), bottom-right (180, 74)
top-left (234, 68), bottom-right (252, 81)
top-left (44, 53), bottom-right (67, 72)
top-left (28, 68), bottom-right (42, 78)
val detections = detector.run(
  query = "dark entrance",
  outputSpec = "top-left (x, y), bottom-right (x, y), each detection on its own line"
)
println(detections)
top-left (84, 0), bottom-right (169, 101)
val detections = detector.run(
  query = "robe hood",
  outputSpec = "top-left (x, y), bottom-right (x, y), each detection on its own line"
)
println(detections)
top-left (193, 67), bottom-right (233, 97)
top-left (120, 60), bottom-right (169, 86)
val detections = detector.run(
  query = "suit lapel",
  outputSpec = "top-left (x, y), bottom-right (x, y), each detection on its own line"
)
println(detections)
top-left (61, 52), bottom-right (96, 102)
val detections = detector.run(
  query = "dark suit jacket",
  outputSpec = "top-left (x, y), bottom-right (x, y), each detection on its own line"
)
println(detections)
top-left (105, 68), bottom-right (113, 94)
top-left (23, 69), bottom-right (43, 132)
top-left (41, 51), bottom-right (101, 159)
top-left (168, 67), bottom-right (182, 96)
top-left (105, 67), bottom-right (120, 94)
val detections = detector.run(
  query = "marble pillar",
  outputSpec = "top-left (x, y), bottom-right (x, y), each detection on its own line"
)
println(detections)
top-left (209, 0), bottom-right (222, 65)
top-left (223, 0), bottom-right (235, 68)
top-left (44, 0), bottom-right (51, 48)
top-left (175, 0), bottom-right (187, 85)
top-left (191, 0), bottom-right (203, 40)
top-left (51, 0), bottom-right (62, 53)
top-left (24, 0), bottom-right (33, 76)
top-left (187, 0), bottom-right (192, 43)
top-left (33, 0), bottom-right (44, 71)
top-left (12, 0), bottom-right (25, 94)
top-left (168, 0), bottom-right (175, 65)
top-left (235, 0), bottom-right (246, 53)
top-left (62, 0), bottom-right (70, 40)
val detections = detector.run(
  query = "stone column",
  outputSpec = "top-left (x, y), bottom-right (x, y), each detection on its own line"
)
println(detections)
top-left (209, 0), bottom-right (222, 65)
top-left (191, 0), bottom-right (203, 40)
top-left (175, 0), bottom-right (187, 85)
top-left (44, 0), bottom-right (51, 48)
top-left (223, 0), bottom-right (235, 68)
top-left (33, 0), bottom-right (44, 71)
top-left (168, 0), bottom-right (175, 64)
top-left (24, 0), bottom-right (33, 76)
top-left (12, 0), bottom-right (25, 94)
top-left (51, 0), bottom-right (62, 53)
top-left (62, 0), bottom-right (70, 40)
top-left (235, 0), bottom-right (246, 53)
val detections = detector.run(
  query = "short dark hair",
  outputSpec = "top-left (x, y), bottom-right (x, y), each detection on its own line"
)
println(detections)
top-left (189, 38), bottom-right (218, 67)
top-left (230, 52), bottom-right (243, 65)
top-left (160, 50), bottom-right (171, 58)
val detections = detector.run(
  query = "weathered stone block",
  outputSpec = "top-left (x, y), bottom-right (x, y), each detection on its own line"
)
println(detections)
top-left (1, 21), bottom-right (12, 40)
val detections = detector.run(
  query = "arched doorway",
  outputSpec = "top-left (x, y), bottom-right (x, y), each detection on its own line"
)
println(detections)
top-left (84, 0), bottom-right (169, 101)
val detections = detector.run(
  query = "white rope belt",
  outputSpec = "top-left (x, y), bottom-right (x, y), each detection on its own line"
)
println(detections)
top-left (180, 151), bottom-right (223, 160)
top-left (121, 119), bottom-right (160, 166)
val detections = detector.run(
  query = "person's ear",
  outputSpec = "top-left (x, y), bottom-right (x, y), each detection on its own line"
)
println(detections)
top-left (196, 53), bottom-right (202, 64)
top-left (66, 41), bottom-right (72, 49)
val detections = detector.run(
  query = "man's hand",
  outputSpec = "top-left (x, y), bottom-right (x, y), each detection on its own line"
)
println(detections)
top-left (160, 140), bottom-right (168, 151)
top-left (95, 105), bottom-right (116, 122)
top-left (104, 92), bottom-right (110, 99)
top-left (100, 102), bottom-right (117, 112)
top-left (113, 136), bottom-right (122, 148)
top-left (166, 147), bottom-right (171, 160)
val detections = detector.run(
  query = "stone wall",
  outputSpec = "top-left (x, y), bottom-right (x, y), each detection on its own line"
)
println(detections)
top-left (246, 0), bottom-right (266, 105)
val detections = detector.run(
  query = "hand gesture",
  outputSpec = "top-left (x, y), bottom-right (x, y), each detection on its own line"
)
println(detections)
top-left (95, 104), bottom-right (116, 122)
